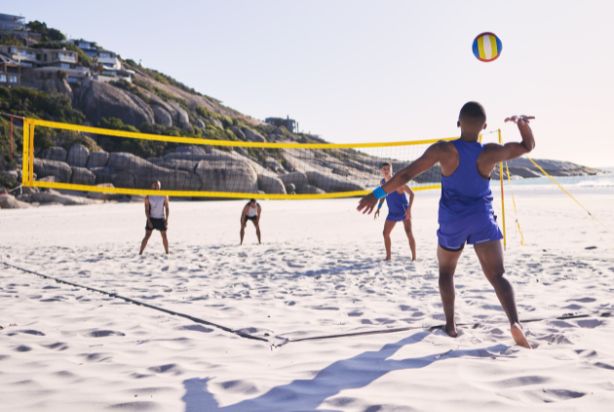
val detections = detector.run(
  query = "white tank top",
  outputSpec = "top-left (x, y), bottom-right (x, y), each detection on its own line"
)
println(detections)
top-left (247, 205), bottom-right (258, 217)
top-left (148, 196), bottom-right (166, 219)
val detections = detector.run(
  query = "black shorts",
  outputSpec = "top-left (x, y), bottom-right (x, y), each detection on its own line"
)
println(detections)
top-left (146, 218), bottom-right (167, 231)
top-left (245, 216), bottom-right (257, 222)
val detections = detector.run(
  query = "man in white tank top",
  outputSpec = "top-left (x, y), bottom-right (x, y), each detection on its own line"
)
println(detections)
top-left (240, 199), bottom-right (262, 245)
top-left (139, 180), bottom-right (170, 255)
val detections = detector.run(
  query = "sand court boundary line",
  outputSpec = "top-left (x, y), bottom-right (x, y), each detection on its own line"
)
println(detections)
top-left (2, 259), bottom-right (610, 349)
top-left (0, 260), bottom-right (272, 344)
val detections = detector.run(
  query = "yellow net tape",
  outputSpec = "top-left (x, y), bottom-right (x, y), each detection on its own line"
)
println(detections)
top-left (504, 161), bottom-right (525, 246)
top-left (23, 118), bottom-right (456, 199)
top-left (527, 157), bottom-right (596, 220)
top-left (28, 118), bottom-right (458, 150)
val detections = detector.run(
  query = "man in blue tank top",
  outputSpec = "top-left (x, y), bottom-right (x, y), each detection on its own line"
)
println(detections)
top-left (374, 162), bottom-right (416, 261)
top-left (357, 102), bottom-right (535, 348)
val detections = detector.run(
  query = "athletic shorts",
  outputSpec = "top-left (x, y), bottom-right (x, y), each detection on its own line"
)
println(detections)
top-left (437, 212), bottom-right (502, 251)
top-left (146, 218), bottom-right (167, 232)
top-left (245, 216), bottom-right (257, 222)
top-left (386, 212), bottom-right (407, 222)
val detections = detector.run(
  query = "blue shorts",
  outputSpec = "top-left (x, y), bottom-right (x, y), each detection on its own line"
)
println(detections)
top-left (437, 212), bottom-right (502, 251)
top-left (386, 212), bottom-right (407, 222)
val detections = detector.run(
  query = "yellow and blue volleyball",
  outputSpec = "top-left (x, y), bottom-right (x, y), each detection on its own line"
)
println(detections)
top-left (472, 32), bottom-right (502, 62)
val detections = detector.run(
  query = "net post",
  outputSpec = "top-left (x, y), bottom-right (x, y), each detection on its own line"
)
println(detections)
top-left (8, 115), bottom-right (14, 162)
top-left (29, 122), bottom-right (35, 185)
top-left (498, 128), bottom-right (507, 250)
top-left (21, 118), bottom-right (30, 186)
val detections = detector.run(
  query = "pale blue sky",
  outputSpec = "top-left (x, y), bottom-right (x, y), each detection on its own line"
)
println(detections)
top-left (5, 0), bottom-right (614, 166)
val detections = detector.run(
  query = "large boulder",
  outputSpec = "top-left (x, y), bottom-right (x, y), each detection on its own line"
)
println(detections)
top-left (195, 159), bottom-right (258, 193)
top-left (108, 152), bottom-right (155, 171)
top-left (33, 159), bottom-right (72, 183)
top-left (0, 194), bottom-right (31, 209)
top-left (152, 104), bottom-right (173, 127)
top-left (87, 151), bottom-right (110, 169)
top-left (74, 79), bottom-right (155, 127)
top-left (151, 158), bottom-right (198, 173)
top-left (257, 173), bottom-right (286, 194)
top-left (0, 170), bottom-right (18, 187)
top-left (297, 184), bottom-right (325, 195)
top-left (93, 167), bottom-right (135, 188)
top-left (264, 156), bottom-right (284, 172)
top-left (157, 170), bottom-right (200, 191)
top-left (43, 146), bottom-right (67, 162)
top-left (95, 154), bottom-right (200, 191)
top-left (230, 126), bottom-right (246, 140)
top-left (20, 189), bottom-right (98, 206)
top-left (279, 171), bottom-right (309, 191)
top-left (71, 167), bottom-right (96, 185)
top-left (242, 128), bottom-right (266, 142)
top-left (169, 102), bottom-right (191, 129)
top-left (67, 143), bottom-right (90, 167)
top-left (305, 170), bottom-right (364, 193)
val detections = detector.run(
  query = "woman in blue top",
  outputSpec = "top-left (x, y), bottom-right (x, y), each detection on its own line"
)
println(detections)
top-left (358, 102), bottom-right (535, 349)
top-left (374, 162), bottom-right (416, 261)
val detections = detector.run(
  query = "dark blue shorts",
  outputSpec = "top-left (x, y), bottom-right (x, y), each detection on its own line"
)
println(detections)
top-left (386, 212), bottom-right (407, 222)
top-left (437, 212), bottom-right (502, 251)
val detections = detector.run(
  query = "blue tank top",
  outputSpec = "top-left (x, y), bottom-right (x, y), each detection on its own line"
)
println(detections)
top-left (382, 179), bottom-right (409, 215)
top-left (438, 139), bottom-right (494, 223)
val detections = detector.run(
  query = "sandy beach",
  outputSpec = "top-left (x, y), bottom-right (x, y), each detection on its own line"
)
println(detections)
top-left (1, 184), bottom-right (613, 411)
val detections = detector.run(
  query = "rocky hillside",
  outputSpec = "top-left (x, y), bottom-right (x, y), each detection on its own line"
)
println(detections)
top-left (0, 18), bottom-right (602, 206)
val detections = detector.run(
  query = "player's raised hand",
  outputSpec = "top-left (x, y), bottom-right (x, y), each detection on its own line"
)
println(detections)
top-left (505, 115), bottom-right (535, 125)
top-left (357, 193), bottom-right (378, 215)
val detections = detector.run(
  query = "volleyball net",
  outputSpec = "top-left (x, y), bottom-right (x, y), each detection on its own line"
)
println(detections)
top-left (20, 117), bottom-right (462, 200)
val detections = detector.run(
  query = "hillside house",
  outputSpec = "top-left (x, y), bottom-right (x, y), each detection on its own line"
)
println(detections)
top-left (0, 13), bottom-right (41, 44)
top-left (68, 39), bottom-right (98, 57)
top-left (265, 116), bottom-right (298, 132)
top-left (0, 45), bottom-right (38, 67)
top-left (0, 13), bottom-right (25, 32)
top-left (0, 53), bottom-right (20, 84)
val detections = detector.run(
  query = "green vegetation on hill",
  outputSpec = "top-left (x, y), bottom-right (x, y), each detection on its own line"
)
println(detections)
top-left (0, 86), bottom-right (84, 123)
top-left (26, 20), bottom-right (66, 42)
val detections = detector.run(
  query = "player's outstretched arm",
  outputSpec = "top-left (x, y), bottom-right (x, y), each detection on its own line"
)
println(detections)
top-left (357, 143), bottom-right (442, 214)
top-left (482, 116), bottom-right (535, 165)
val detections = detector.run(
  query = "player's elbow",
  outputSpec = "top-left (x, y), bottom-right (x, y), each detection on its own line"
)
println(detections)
top-left (522, 140), bottom-right (535, 153)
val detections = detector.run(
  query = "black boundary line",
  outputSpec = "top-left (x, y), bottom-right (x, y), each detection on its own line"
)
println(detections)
top-left (3, 260), bottom-right (611, 348)
top-left (1, 261), bottom-right (271, 343)
top-left (275, 311), bottom-right (612, 346)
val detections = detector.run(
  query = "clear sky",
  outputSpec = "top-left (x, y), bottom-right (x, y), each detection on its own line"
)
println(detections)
top-left (5, 0), bottom-right (614, 166)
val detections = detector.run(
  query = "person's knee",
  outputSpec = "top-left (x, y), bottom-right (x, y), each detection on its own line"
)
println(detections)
top-left (439, 270), bottom-right (454, 280)
top-left (486, 267), bottom-right (505, 282)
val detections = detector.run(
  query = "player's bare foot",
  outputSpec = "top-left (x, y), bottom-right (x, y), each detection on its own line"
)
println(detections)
top-left (444, 322), bottom-right (458, 337)
top-left (385, 255), bottom-right (391, 261)
top-left (511, 322), bottom-right (530, 348)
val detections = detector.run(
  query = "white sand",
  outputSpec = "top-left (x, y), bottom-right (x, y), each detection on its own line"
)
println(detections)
top-left (1, 185), bottom-right (613, 411)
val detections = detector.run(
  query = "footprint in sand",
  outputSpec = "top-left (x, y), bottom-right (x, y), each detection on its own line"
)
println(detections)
top-left (576, 319), bottom-right (603, 328)
top-left (148, 363), bottom-right (183, 375)
top-left (87, 329), bottom-right (126, 338)
top-left (7, 329), bottom-right (45, 337)
top-left (177, 324), bottom-right (214, 333)
top-left (43, 342), bottom-right (69, 351)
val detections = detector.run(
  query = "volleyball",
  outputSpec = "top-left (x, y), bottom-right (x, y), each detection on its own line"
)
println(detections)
top-left (472, 32), bottom-right (502, 62)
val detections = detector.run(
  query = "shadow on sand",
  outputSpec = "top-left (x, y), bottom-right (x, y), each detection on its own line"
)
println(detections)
top-left (182, 331), bottom-right (508, 411)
